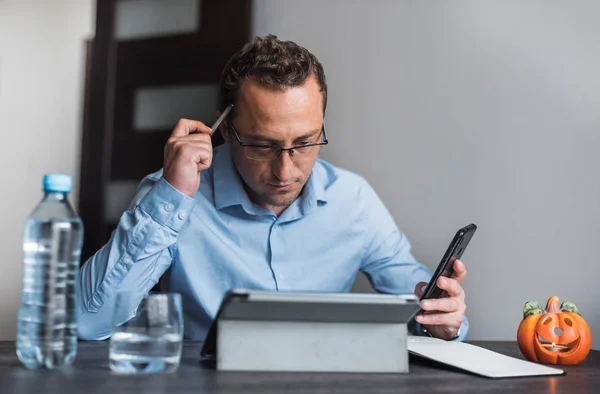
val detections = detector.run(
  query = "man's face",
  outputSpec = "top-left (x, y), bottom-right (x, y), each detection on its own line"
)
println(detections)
top-left (221, 76), bottom-right (324, 215)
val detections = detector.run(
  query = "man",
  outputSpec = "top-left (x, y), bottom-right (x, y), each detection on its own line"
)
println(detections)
top-left (77, 35), bottom-right (468, 341)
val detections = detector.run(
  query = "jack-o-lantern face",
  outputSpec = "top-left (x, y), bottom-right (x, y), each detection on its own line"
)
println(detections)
top-left (517, 296), bottom-right (592, 365)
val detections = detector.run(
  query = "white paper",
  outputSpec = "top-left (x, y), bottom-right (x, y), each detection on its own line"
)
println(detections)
top-left (408, 336), bottom-right (564, 378)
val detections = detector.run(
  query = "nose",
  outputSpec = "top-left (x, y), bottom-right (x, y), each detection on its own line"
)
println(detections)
top-left (271, 150), bottom-right (296, 181)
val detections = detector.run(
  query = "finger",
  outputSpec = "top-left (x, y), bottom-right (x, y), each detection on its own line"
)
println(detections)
top-left (165, 140), bottom-right (212, 162)
top-left (437, 276), bottom-right (463, 298)
top-left (416, 311), bottom-right (462, 327)
top-left (420, 296), bottom-right (462, 313)
top-left (167, 141), bottom-right (212, 166)
top-left (177, 132), bottom-right (214, 143)
top-left (414, 281), bottom-right (428, 299)
top-left (167, 139), bottom-right (212, 153)
top-left (170, 118), bottom-right (212, 138)
top-left (451, 259), bottom-right (467, 282)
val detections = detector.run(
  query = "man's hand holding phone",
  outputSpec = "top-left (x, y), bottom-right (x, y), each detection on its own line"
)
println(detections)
top-left (412, 223), bottom-right (476, 341)
top-left (414, 258), bottom-right (467, 340)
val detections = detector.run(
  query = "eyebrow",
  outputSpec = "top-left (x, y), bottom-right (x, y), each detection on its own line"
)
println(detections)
top-left (246, 129), bottom-right (321, 144)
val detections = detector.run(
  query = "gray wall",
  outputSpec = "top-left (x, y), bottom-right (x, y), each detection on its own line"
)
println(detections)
top-left (254, 0), bottom-right (600, 346)
top-left (1, 1), bottom-right (597, 347)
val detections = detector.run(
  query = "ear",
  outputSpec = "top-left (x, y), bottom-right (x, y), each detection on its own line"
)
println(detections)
top-left (214, 110), bottom-right (229, 141)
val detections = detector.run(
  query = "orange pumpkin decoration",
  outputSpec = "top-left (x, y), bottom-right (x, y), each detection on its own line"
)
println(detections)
top-left (517, 296), bottom-right (592, 365)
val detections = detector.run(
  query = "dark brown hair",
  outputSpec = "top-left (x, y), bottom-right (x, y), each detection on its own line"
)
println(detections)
top-left (220, 34), bottom-right (327, 115)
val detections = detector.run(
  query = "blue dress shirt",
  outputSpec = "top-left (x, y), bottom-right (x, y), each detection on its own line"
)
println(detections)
top-left (77, 143), bottom-right (468, 340)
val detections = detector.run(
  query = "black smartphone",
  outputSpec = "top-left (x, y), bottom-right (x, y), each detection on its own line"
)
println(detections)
top-left (419, 223), bottom-right (477, 304)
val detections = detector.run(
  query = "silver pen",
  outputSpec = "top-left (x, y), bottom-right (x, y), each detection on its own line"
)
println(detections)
top-left (210, 104), bottom-right (234, 136)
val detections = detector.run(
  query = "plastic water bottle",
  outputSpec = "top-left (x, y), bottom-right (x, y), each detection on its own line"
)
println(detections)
top-left (16, 174), bottom-right (84, 369)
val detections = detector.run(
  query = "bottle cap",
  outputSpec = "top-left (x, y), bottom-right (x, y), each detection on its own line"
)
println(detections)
top-left (43, 174), bottom-right (72, 193)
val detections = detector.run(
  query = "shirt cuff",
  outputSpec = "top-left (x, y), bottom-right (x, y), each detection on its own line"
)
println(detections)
top-left (137, 177), bottom-right (197, 232)
top-left (410, 315), bottom-right (469, 341)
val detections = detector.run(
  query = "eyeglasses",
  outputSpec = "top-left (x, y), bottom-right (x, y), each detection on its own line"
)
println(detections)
top-left (227, 121), bottom-right (329, 161)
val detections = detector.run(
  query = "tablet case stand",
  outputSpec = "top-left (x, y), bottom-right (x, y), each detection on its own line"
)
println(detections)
top-left (202, 290), bottom-right (418, 373)
top-left (216, 319), bottom-right (410, 373)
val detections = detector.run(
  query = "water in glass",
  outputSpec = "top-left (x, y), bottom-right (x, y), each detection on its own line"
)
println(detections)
top-left (109, 331), bottom-right (182, 374)
top-left (109, 292), bottom-right (183, 374)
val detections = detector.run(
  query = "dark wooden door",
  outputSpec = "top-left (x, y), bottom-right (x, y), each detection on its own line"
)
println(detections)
top-left (79, 0), bottom-right (252, 261)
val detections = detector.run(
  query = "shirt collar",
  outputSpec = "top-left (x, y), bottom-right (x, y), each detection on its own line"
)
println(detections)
top-left (213, 143), bottom-right (328, 216)
top-left (302, 161), bottom-right (328, 207)
top-left (213, 144), bottom-right (253, 212)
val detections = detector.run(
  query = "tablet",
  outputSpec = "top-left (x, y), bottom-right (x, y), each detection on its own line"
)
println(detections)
top-left (200, 289), bottom-right (420, 358)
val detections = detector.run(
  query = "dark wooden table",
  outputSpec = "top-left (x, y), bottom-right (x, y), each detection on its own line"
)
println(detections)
top-left (0, 341), bottom-right (598, 393)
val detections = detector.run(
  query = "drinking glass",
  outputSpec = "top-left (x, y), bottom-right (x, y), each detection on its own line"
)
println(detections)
top-left (109, 292), bottom-right (183, 374)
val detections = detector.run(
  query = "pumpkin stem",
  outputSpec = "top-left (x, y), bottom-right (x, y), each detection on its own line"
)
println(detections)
top-left (545, 296), bottom-right (561, 313)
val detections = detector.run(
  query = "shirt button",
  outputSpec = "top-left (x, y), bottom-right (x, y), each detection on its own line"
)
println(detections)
top-left (164, 203), bottom-right (174, 212)
top-left (278, 274), bottom-right (285, 280)
top-left (123, 257), bottom-right (133, 264)
top-left (177, 211), bottom-right (186, 220)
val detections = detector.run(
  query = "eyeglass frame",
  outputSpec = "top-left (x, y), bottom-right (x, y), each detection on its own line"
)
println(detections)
top-left (226, 120), bottom-right (329, 161)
